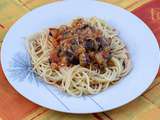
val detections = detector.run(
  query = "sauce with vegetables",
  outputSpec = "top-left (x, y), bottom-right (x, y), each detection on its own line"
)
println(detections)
top-left (49, 18), bottom-right (112, 72)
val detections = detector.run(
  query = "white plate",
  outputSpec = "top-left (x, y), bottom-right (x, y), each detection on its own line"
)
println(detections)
top-left (1, 0), bottom-right (160, 113)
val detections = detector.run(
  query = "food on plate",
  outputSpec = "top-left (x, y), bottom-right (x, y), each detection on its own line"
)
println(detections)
top-left (27, 17), bottom-right (131, 96)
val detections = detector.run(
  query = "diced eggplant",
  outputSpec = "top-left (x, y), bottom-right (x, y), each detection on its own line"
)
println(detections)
top-left (84, 39), bottom-right (95, 51)
top-left (95, 53), bottom-right (104, 64)
top-left (60, 57), bottom-right (68, 66)
top-left (79, 53), bottom-right (90, 66)
top-left (96, 37), bottom-right (110, 50)
top-left (65, 49), bottom-right (74, 59)
top-left (70, 57), bottom-right (79, 65)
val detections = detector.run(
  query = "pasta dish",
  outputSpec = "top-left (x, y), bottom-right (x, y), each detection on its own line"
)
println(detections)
top-left (27, 17), bottom-right (131, 96)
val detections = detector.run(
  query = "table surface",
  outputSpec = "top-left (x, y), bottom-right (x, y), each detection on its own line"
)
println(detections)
top-left (0, 0), bottom-right (160, 120)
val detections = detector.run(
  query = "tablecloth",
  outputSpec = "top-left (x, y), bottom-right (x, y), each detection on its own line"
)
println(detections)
top-left (0, 0), bottom-right (160, 120)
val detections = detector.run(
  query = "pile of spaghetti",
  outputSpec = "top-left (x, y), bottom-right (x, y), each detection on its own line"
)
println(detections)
top-left (27, 17), bottom-right (131, 96)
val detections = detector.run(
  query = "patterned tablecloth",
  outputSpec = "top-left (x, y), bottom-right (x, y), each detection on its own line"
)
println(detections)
top-left (0, 0), bottom-right (160, 120)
